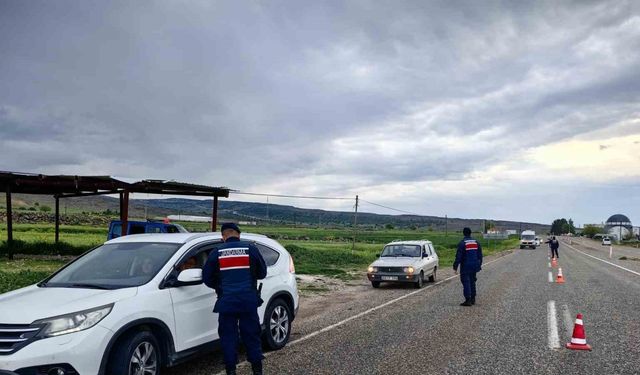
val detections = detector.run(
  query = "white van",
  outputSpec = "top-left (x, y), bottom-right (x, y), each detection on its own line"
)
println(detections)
top-left (520, 230), bottom-right (537, 249)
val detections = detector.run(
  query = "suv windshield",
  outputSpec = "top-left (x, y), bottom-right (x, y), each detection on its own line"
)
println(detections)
top-left (381, 244), bottom-right (421, 257)
top-left (43, 242), bottom-right (181, 289)
top-left (522, 235), bottom-right (535, 240)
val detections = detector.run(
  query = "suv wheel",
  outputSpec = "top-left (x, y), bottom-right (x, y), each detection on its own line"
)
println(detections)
top-left (428, 267), bottom-right (436, 282)
top-left (263, 299), bottom-right (292, 350)
top-left (371, 281), bottom-right (380, 288)
top-left (414, 271), bottom-right (424, 288)
top-left (109, 330), bottom-right (160, 375)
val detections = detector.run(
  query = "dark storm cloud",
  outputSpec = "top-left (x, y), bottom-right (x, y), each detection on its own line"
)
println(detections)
top-left (1, 0), bottom-right (639, 196)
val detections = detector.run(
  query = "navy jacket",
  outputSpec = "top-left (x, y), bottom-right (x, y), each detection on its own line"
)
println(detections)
top-left (453, 236), bottom-right (483, 274)
top-left (203, 237), bottom-right (267, 314)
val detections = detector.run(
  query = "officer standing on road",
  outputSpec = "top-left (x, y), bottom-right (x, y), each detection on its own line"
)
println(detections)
top-left (453, 227), bottom-right (483, 307)
top-left (203, 223), bottom-right (267, 375)
top-left (549, 236), bottom-right (560, 259)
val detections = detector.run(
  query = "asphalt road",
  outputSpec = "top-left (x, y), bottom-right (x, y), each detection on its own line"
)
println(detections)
top-left (168, 241), bottom-right (640, 374)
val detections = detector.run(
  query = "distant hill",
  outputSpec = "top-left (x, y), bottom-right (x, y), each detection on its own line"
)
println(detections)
top-left (2, 194), bottom-right (550, 233)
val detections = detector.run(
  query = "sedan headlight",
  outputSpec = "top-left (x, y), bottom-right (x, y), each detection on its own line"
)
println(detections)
top-left (34, 304), bottom-right (113, 337)
top-left (403, 267), bottom-right (415, 274)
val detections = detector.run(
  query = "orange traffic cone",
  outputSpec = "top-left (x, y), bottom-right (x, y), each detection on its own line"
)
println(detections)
top-left (566, 314), bottom-right (592, 350)
top-left (552, 257), bottom-right (558, 268)
top-left (556, 268), bottom-right (565, 284)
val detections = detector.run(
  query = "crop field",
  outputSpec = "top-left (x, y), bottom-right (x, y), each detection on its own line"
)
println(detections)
top-left (0, 223), bottom-right (518, 292)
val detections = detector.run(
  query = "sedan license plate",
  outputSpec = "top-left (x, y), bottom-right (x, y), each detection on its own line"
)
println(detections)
top-left (381, 276), bottom-right (398, 281)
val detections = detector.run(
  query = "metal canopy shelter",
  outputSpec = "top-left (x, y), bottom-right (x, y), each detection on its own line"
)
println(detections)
top-left (1, 171), bottom-right (230, 258)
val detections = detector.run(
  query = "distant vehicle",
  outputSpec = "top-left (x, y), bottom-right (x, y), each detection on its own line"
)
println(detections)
top-left (520, 230), bottom-right (537, 249)
top-left (367, 240), bottom-right (439, 289)
top-left (107, 220), bottom-right (188, 240)
top-left (0, 232), bottom-right (298, 375)
top-left (602, 237), bottom-right (612, 246)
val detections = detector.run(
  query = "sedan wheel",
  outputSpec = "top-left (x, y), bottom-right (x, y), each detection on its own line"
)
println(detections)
top-left (414, 271), bottom-right (424, 288)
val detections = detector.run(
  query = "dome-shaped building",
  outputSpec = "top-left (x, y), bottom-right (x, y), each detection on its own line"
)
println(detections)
top-left (605, 214), bottom-right (633, 241)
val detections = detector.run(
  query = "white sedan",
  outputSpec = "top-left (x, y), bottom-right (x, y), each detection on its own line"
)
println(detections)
top-left (367, 240), bottom-right (439, 288)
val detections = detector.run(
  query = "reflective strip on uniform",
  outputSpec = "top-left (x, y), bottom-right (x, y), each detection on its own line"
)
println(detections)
top-left (220, 255), bottom-right (250, 270)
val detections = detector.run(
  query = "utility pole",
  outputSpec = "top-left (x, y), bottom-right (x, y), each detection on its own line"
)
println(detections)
top-left (352, 195), bottom-right (359, 254)
top-left (445, 214), bottom-right (448, 237)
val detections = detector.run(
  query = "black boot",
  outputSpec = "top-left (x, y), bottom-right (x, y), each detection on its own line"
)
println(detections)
top-left (460, 299), bottom-right (472, 306)
top-left (251, 361), bottom-right (263, 375)
top-left (471, 297), bottom-right (476, 305)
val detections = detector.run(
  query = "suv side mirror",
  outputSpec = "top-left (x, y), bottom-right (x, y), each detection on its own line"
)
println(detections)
top-left (422, 252), bottom-right (428, 258)
top-left (176, 268), bottom-right (203, 286)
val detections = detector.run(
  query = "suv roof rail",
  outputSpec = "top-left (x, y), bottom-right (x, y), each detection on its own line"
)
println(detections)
top-left (184, 233), bottom-right (219, 243)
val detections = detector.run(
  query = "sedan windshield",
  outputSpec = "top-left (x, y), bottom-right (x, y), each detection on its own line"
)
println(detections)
top-left (381, 244), bottom-right (421, 257)
top-left (43, 242), bottom-right (181, 289)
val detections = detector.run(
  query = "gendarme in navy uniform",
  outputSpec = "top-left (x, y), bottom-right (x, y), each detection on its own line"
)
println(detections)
top-left (203, 222), bottom-right (267, 375)
top-left (453, 227), bottom-right (483, 307)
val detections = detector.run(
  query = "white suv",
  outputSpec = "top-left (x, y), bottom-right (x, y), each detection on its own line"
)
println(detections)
top-left (0, 233), bottom-right (299, 375)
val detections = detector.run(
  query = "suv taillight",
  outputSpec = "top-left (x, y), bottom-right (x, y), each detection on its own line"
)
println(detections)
top-left (289, 255), bottom-right (295, 273)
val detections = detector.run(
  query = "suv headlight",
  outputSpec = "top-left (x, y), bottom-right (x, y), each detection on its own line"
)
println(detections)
top-left (403, 267), bottom-right (415, 274)
top-left (34, 304), bottom-right (113, 337)
top-left (368, 266), bottom-right (378, 273)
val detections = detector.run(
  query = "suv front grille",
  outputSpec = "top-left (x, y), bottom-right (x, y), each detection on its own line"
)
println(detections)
top-left (378, 267), bottom-right (404, 273)
top-left (0, 324), bottom-right (43, 355)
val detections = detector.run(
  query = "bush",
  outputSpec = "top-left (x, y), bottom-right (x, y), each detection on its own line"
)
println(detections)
top-left (39, 205), bottom-right (52, 213)
top-left (0, 270), bottom-right (51, 294)
top-left (0, 240), bottom-right (92, 256)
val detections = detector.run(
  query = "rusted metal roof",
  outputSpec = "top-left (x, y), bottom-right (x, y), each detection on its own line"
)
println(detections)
top-left (0, 171), bottom-right (230, 197)
top-left (130, 179), bottom-right (230, 197)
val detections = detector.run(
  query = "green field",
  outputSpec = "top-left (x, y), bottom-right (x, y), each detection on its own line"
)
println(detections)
top-left (0, 223), bottom-right (518, 292)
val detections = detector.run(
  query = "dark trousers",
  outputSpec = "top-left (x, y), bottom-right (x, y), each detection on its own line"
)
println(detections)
top-left (460, 272), bottom-right (477, 300)
top-left (551, 248), bottom-right (559, 258)
top-left (218, 310), bottom-right (264, 369)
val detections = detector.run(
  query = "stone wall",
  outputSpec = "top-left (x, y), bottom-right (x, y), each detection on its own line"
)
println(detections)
top-left (0, 211), bottom-right (112, 226)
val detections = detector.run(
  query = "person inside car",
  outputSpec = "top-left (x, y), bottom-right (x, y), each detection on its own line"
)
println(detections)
top-left (178, 256), bottom-right (198, 272)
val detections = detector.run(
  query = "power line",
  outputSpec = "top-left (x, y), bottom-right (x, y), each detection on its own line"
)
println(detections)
top-left (359, 199), bottom-right (424, 216)
top-left (232, 191), bottom-right (353, 200)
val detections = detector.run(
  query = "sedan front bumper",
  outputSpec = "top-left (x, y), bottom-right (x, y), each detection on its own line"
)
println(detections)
top-left (367, 273), bottom-right (420, 282)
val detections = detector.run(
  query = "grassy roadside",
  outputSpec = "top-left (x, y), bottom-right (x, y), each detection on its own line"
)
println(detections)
top-left (0, 223), bottom-right (519, 292)
top-left (0, 259), bottom-right (66, 294)
top-left (285, 237), bottom-right (519, 280)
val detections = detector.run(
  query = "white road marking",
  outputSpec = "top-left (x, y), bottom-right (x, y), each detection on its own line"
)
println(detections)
top-left (548, 262), bottom-right (551, 268)
top-left (563, 242), bottom-right (640, 277)
top-left (215, 253), bottom-right (515, 374)
top-left (548, 271), bottom-right (553, 283)
top-left (547, 300), bottom-right (560, 349)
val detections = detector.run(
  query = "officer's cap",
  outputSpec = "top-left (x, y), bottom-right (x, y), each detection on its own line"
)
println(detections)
top-left (221, 222), bottom-right (241, 234)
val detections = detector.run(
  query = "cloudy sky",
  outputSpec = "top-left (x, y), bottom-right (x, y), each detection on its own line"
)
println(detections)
top-left (1, 0), bottom-right (639, 226)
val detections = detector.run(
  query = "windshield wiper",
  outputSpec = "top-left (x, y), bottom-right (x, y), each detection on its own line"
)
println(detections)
top-left (69, 283), bottom-right (112, 290)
